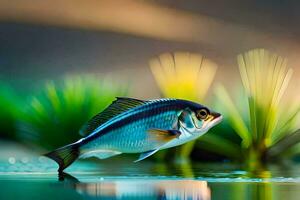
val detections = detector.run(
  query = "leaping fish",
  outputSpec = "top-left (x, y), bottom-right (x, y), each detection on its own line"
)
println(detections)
top-left (45, 97), bottom-right (222, 172)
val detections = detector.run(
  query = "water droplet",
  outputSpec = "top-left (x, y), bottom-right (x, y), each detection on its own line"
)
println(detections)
top-left (8, 157), bottom-right (16, 164)
top-left (21, 157), bottom-right (29, 164)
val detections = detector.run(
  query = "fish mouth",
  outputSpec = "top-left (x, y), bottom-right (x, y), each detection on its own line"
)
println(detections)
top-left (206, 111), bottom-right (222, 128)
top-left (210, 111), bottom-right (222, 125)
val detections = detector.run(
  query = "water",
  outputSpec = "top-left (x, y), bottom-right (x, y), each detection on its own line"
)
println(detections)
top-left (1, 142), bottom-right (300, 200)
top-left (1, 155), bottom-right (300, 200)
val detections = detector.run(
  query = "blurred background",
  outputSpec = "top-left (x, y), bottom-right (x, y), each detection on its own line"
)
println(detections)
top-left (0, 0), bottom-right (299, 167)
top-left (1, 0), bottom-right (300, 95)
top-left (1, 1), bottom-right (300, 200)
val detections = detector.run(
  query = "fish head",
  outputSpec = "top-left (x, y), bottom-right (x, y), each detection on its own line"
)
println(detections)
top-left (179, 104), bottom-right (222, 136)
top-left (192, 107), bottom-right (222, 131)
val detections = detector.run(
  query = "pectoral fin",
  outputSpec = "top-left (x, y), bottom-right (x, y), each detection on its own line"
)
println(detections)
top-left (134, 129), bottom-right (181, 162)
top-left (134, 149), bottom-right (160, 162)
top-left (147, 129), bottom-right (181, 143)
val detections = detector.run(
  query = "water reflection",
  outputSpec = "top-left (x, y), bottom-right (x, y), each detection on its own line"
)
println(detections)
top-left (3, 160), bottom-right (300, 200)
top-left (70, 179), bottom-right (210, 200)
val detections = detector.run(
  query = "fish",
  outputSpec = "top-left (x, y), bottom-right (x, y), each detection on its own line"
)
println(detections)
top-left (45, 97), bottom-right (222, 172)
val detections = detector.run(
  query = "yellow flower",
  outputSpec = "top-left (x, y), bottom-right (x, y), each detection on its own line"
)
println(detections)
top-left (150, 52), bottom-right (217, 102)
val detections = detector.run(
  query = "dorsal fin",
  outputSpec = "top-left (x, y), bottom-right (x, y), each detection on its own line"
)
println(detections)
top-left (79, 97), bottom-right (148, 136)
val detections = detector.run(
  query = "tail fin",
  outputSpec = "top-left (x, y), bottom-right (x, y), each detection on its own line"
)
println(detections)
top-left (44, 143), bottom-right (80, 173)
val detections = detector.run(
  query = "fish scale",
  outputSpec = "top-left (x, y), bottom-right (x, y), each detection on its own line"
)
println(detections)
top-left (83, 110), bottom-right (178, 153)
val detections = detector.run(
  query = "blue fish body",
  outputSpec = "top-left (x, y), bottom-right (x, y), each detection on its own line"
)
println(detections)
top-left (45, 97), bottom-right (222, 172)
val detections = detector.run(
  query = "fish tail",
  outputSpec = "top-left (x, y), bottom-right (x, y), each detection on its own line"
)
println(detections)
top-left (44, 142), bottom-right (80, 173)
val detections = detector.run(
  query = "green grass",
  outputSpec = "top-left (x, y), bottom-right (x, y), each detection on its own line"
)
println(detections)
top-left (18, 75), bottom-right (128, 150)
top-left (0, 82), bottom-right (23, 140)
top-left (215, 49), bottom-right (300, 169)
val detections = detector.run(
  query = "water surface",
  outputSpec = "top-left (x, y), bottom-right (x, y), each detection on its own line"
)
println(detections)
top-left (1, 155), bottom-right (300, 200)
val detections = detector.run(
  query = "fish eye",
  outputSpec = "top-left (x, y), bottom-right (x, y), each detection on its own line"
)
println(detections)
top-left (196, 109), bottom-right (209, 120)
